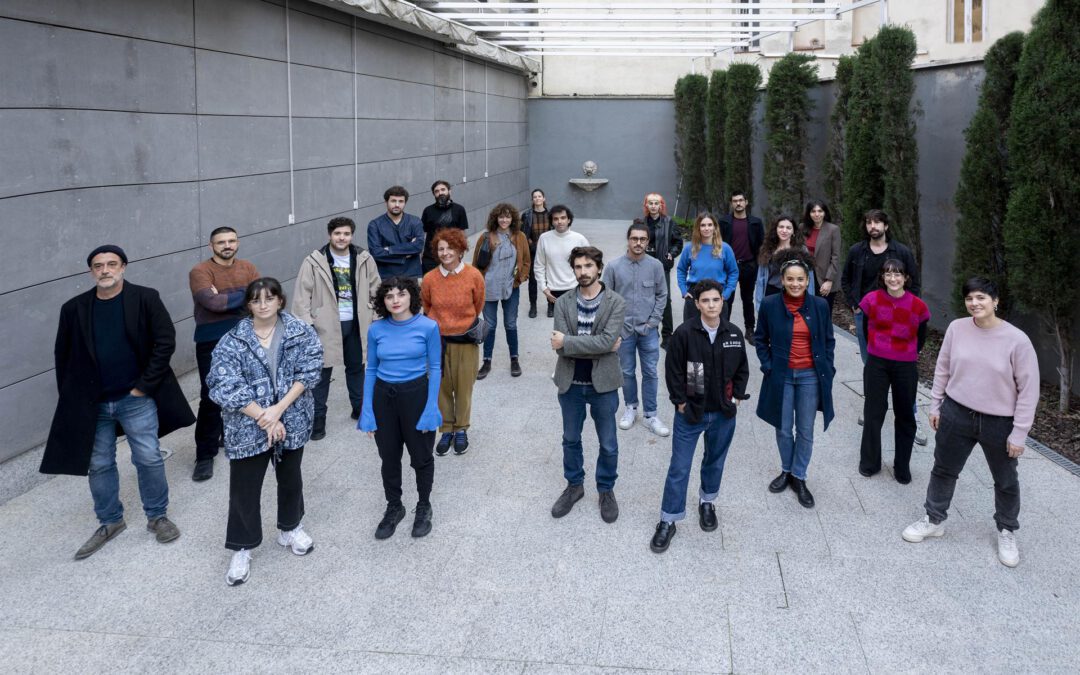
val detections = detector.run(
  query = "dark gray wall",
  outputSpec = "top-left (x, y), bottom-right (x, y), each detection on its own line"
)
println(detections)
top-left (527, 98), bottom-right (677, 221)
top-left (0, 0), bottom-right (528, 462)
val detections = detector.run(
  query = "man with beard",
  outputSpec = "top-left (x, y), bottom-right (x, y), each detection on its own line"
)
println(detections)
top-left (640, 193), bottom-right (683, 348)
top-left (840, 208), bottom-right (926, 444)
top-left (718, 191), bottom-right (765, 344)
top-left (549, 247), bottom-right (626, 524)
top-left (420, 180), bottom-right (469, 275)
top-left (368, 185), bottom-right (425, 280)
top-left (188, 227), bottom-right (260, 481)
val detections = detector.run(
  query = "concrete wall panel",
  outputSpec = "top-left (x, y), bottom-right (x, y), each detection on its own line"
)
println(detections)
top-left (0, 373), bottom-right (60, 464)
top-left (199, 173), bottom-right (292, 238)
top-left (194, 0), bottom-right (286, 61)
top-left (354, 29), bottom-right (434, 85)
top-left (0, 20), bottom-right (196, 114)
top-left (290, 64), bottom-right (353, 119)
top-left (356, 156), bottom-right (437, 208)
top-left (196, 51), bottom-right (289, 117)
top-left (434, 121), bottom-right (465, 155)
top-left (356, 118), bottom-right (435, 161)
top-left (0, 276), bottom-right (85, 388)
top-left (434, 86), bottom-right (464, 122)
top-left (288, 9), bottom-right (352, 71)
top-left (433, 53), bottom-right (464, 90)
top-left (292, 117), bottom-right (355, 171)
top-left (356, 75), bottom-right (435, 121)
top-left (0, 109), bottom-right (198, 199)
top-left (197, 116), bottom-right (290, 180)
top-left (0, 0), bottom-right (194, 45)
top-left (293, 166), bottom-right (356, 224)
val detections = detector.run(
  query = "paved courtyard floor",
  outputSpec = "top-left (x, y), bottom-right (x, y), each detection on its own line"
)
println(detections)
top-left (2, 219), bottom-right (1078, 673)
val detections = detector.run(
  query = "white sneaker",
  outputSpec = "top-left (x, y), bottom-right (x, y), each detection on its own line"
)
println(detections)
top-left (618, 407), bottom-right (637, 430)
top-left (914, 419), bottom-right (928, 446)
top-left (226, 549), bottom-right (251, 586)
top-left (277, 524), bottom-right (314, 555)
top-left (643, 415), bottom-right (670, 437)
top-left (902, 516), bottom-right (945, 543)
top-left (997, 529), bottom-right (1019, 568)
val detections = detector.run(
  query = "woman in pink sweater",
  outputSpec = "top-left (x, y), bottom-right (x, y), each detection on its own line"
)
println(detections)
top-left (902, 277), bottom-right (1039, 568)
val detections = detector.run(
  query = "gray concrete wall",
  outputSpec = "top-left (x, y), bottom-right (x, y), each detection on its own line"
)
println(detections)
top-left (526, 98), bottom-right (677, 222)
top-left (0, 0), bottom-right (528, 463)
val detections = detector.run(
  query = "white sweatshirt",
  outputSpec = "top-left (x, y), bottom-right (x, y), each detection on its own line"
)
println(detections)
top-left (535, 229), bottom-right (590, 292)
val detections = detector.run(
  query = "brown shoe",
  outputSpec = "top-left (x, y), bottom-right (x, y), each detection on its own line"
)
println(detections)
top-left (74, 521), bottom-right (127, 560)
top-left (147, 516), bottom-right (181, 544)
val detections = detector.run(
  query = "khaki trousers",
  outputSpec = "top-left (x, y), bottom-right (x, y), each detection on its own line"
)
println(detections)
top-left (440, 342), bottom-right (479, 433)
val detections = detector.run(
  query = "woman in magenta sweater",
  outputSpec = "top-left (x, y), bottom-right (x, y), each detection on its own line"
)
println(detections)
top-left (857, 258), bottom-right (929, 483)
top-left (902, 277), bottom-right (1039, 568)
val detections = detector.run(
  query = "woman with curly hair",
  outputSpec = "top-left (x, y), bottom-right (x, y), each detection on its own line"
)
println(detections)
top-left (675, 212), bottom-right (739, 324)
top-left (421, 228), bottom-right (485, 456)
top-left (754, 214), bottom-right (815, 312)
top-left (359, 277), bottom-right (442, 540)
top-left (472, 202), bottom-right (531, 379)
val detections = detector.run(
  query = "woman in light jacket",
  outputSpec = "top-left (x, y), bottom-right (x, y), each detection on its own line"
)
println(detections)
top-left (209, 277), bottom-right (324, 587)
top-left (754, 250), bottom-right (835, 509)
top-left (472, 203), bottom-right (531, 380)
top-left (800, 200), bottom-right (841, 314)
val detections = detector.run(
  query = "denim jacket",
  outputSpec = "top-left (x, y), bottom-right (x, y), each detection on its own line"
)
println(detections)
top-left (208, 312), bottom-right (324, 460)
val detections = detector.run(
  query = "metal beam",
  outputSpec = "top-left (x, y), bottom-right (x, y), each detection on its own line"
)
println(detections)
top-left (435, 13), bottom-right (836, 22)
top-left (427, 2), bottom-right (841, 8)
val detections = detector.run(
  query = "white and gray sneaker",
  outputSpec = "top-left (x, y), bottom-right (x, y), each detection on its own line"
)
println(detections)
top-left (643, 415), bottom-right (670, 437)
top-left (618, 406), bottom-right (637, 430)
top-left (902, 515), bottom-right (945, 543)
top-left (277, 524), bottom-right (314, 555)
top-left (226, 549), bottom-right (251, 586)
top-left (914, 418), bottom-right (929, 446)
top-left (997, 529), bottom-right (1019, 567)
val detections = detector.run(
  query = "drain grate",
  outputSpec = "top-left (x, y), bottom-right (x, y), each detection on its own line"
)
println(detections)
top-left (1027, 437), bottom-right (1080, 478)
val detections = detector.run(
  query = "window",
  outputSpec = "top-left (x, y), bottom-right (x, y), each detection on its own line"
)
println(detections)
top-left (949, 0), bottom-right (986, 43)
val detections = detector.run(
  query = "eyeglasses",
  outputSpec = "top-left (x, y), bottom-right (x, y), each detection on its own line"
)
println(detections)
top-left (628, 236), bottom-right (649, 243)
top-left (248, 297), bottom-right (279, 307)
top-left (882, 272), bottom-right (905, 279)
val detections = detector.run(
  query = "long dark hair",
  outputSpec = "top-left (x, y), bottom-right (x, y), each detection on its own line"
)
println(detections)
top-left (484, 202), bottom-right (522, 245)
top-left (373, 276), bottom-right (422, 319)
top-left (242, 277), bottom-right (286, 316)
top-left (758, 215), bottom-right (805, 265)
top-left (800, 200), bottom-right (832, 234)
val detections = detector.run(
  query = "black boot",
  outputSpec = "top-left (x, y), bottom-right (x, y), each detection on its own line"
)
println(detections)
top-left (310, 416), bottom-right (326, 441)
top-left (793, 478), bottom-right (815, 508)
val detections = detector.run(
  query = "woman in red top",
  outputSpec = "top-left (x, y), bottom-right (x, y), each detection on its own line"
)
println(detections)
top-left (858, 258), bottom-right (930, 483)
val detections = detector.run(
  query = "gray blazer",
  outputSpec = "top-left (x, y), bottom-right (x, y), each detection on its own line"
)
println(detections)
top-left (552, 285), bottom-right (626, 395)
top-left (809, 221), bottom-right (842, 289)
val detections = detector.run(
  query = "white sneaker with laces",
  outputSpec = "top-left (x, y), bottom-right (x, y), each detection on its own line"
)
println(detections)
top-left (914, 418), bottom-right (928, 446)
top-left (643, 415), bottom-right (671, 437)
top-left (997, 529), bottom-right (1019, 567)
top-left (277, 524), bottom-right (314, 555)
top-left (902, 516), bottom-right (945, 543)
top-left (618, 407), bottom-right (637, 430)
top-left (226, 549), bottom-right (251, 586)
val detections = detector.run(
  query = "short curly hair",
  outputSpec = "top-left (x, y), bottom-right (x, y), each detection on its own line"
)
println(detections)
top-left (430, 228), bottom-right (469, 258)
top-left (485, 203), bottom-right (521, 234)
top-left (373, 276), bottom-right (422, 319)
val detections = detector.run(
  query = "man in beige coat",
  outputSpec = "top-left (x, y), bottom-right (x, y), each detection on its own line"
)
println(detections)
top-left (293, 217), bottom-right (381, 439)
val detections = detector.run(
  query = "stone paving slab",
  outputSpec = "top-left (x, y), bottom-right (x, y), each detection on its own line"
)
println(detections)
top-left (1, 219), bottom-right (1079, 672)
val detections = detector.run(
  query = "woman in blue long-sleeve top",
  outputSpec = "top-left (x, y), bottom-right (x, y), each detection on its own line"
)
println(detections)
top-left (676, 212), bottom-right (740, 324)
top-left (359, 276), bottom-right (442, 541)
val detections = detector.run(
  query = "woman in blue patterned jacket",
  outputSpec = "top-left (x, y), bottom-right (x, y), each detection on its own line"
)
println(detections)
top-left (208, 277), bottom-right (323, 587)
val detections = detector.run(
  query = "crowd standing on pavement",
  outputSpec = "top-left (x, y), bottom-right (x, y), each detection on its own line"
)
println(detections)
top-left (39, 179), bottom-right (1041, 581)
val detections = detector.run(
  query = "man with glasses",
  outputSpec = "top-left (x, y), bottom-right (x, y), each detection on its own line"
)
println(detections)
top-left (602, 221), bottom-right (670, 437)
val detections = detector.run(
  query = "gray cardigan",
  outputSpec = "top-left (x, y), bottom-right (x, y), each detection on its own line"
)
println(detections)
top-left (552, 284), bottom-right (626, 394)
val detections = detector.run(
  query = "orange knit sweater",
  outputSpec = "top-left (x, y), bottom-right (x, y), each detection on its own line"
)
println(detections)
top-left (421, 264), bottom-right (486, 336)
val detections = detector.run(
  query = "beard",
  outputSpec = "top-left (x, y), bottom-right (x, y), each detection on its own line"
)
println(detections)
top-left (435, 195), bottom-right (450, 207)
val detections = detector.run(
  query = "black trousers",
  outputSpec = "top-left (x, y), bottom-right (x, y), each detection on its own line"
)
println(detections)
top-left (528, 244), bottom-right (539, 308)
top-left (661, 266), bottom-right (675, 340)
top-left (226, 447), bottom-right (305, 551)
top-left (311, 319), bottom-right (365, 419)
top-left (548, 287), bottom-right (570, 311)
top-left (195, 339), bottom-right (222, 461)
top-left (860, 355), bottom-right (918, 477)
top-left (373, 376), bottom-right (435, 505)
top-left (815, 278), bottom-right (837, 315)
top-left (736, 261), bottom-right (758, 332)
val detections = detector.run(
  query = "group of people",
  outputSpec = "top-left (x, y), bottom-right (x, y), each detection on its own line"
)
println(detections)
top-left (40, 181), bottom-right (1041, 585)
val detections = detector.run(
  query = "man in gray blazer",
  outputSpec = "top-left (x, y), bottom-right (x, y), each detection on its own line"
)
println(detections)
top-left (549, 246), bottom-right (626, 524)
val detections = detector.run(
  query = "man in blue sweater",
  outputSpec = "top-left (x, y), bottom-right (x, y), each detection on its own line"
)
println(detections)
top-left (367, 185), bottom-right (425, 280)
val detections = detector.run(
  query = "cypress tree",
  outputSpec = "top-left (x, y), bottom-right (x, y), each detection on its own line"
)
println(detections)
top-left (1004, 0), bottom-right (1080, 411)
top-left (706, 69), bottom-right (727, 211)
top-left (724, 63), bottom-right (763, 205)
top-left (763, 53), bottom-right (819, 217)
top-left (674, 74), bottom-right (709, 213)
top-left (823, 55), bottom-right (855, 227)
top-left (952, 32), bottom-right (1025, 317)
top-left (840, 39), bottom-right (883, 249)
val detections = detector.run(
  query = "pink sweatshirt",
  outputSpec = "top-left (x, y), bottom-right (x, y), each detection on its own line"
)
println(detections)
top-left (930, 318), bottom-right (1040, 447)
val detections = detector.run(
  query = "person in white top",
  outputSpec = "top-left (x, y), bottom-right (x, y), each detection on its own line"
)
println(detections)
top-left (534, 204), bottom-right (590, 318)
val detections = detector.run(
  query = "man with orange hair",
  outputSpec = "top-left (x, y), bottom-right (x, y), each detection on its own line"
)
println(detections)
top-left (642, 193), bottom-right (683, 349)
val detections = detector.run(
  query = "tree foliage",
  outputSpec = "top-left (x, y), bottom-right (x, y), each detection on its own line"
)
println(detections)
top-left (840, 39), bottom-right (883, 249)
top-left (723, 63), bottom-right (762, 205)
top-left (952, 32), bottom-right (1025, 317)
top-left (1004, 0), bottom-right (1080, 411)
top-left (705, 69), bottom-right (727, 211)
top-left (763, 53), bottom-right (819, 217)
top-left (823, 55), bottom-right (854, 227)
top-left (674, 74), bottom-right (709, 213)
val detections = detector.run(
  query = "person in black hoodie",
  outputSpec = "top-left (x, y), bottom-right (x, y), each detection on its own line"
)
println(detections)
top-left (420, 180), bottom-right (469, 274)
top-left (641, 193), bottom-right (684, 347)
top-left (650, 279), bottom-right (749, 553)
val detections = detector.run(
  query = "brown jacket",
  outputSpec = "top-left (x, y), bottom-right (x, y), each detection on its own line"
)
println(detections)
top-left (471, 230), bottom-right (532, 287)
top-left (809, 221), bottom-right (842, 289)
top-left (292, 244), bottom-right (381, 367)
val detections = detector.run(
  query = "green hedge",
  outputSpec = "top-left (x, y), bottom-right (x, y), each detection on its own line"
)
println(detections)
top-left (674, 74), bottom-right (709, 213)
top-left (705, 69), bottom-right (727, 211)
top-left (763, 53), bottom-right (819, 217)
top-left (723, 63), bottom-right (762, 206)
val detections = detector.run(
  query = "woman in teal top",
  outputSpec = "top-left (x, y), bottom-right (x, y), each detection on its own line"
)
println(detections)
top-left (676, 212), bottom-right (740, 323)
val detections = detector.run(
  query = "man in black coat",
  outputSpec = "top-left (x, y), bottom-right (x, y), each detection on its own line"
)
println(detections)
top-left (420, 179), bottom-right (469, 274)
top-left (641, 193), bottom-right (684, 348)
top-left (42, 245), bottom-right (195, 560)
top-left (718, 190), bottom-right (765, 343)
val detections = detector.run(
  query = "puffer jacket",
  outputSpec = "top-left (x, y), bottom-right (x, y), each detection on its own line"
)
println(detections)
top-left (208, 312), bottom-right (324, 460)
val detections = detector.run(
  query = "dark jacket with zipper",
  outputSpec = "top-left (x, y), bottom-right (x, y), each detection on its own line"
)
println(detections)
top-left (665, 316), bottom-right (750, 424)
top-left (840, 238), bottom-right (921, 309)
top-left (644, 215), bottom-right (684, 271)
top-left (718, 213), bottom-right (765, 263)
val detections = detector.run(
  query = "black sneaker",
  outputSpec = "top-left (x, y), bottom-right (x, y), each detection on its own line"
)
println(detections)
top-left (599, 490), bottom-right (619, 523)
top-left (546, 304), bottom-right (555, 318)
top-left (310, 416), bottom-right (327, 441)
top-left (453, 430), bottom-right (469, 455)
top-left (412, 502), bottom-right (432, 538)
top-left (436, 433), bottom-right (452, 456)
top-left (528, 305), bottom-right (538, 318)
top-left (477, 360), bottom-right (492, 380)
top-left (551, 483), bottom-right (584, 518)
top-left (375, 502), bottom-right (406, 540)
top-left (510, 357), bottom-right (522, 377)
top-left (192, 458), bottom-right (214, 482)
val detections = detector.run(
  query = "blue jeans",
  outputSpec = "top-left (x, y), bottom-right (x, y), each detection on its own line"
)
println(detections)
top-left (660, 410), bottom-right (736, 522)
top-left (557, 384), bottom-right (619, 491)
top-left (88, 394), bottom-right (169, 525)
top-left (618, 327), bottom-right (660, 415)
top-left (776, 368), bottom-right (819, 481)
top-left (482, 286), bottom-right (520, 360)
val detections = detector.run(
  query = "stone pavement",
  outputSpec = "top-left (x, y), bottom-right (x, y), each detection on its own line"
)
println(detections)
top-left (2, 219), bottom-right (1078, 673)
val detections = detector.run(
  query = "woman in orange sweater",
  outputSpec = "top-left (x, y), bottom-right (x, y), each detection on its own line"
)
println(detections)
top-left (421, 229), bottom-right (486, 456)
